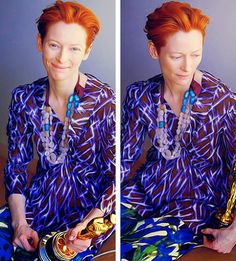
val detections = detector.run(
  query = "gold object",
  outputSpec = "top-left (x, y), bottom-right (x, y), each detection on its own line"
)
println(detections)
top-left (39, 214), bottom-right (116, 261)
top-left (215, 162), bottom-right (236, 227)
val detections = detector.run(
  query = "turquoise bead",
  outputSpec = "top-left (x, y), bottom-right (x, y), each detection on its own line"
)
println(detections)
top-left (67, 103), bottom-right (72, 109)
top-left (44, 124), bottom-right (49, 131)
top-left (182, 98), bottom-right (188, 105)
top-left (190, 90), bottom-right (195, 97)
top-left (184, 91), bottom-right (189, 98)
top-left (190, 97), bottom-right (195, 105)
top-left (66, 110), bottom-right (71, 117)
top-left (75, 95), bottom-right (80, 102)
top-left (74, 102), bottom-right (79, 108)
top-left (159, 121), bottom-right (164, 128)
top-left (69, 95), bottom-right (74, 103)
top-left (181, 105), bottom-right (186, 112)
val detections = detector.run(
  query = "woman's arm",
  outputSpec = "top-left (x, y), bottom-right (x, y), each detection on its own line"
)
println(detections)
top-left (4, 86), bottom-right (34, 198)
top-left (202, 90), bottom-right (236, 253)
top-left (121, 82), bottom-right (148, 183)
top-left (66, 87), bottom-right (116, 252)
top-left (8, 194), bottom-right (39, 251)
top-left (4, 86), bottom-right (38, 251)
top-left (8, 194), bottom-right (27, 228)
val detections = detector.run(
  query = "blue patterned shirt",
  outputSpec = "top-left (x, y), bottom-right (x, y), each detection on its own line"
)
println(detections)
top-left (4, 74), bottom-right (115, 247)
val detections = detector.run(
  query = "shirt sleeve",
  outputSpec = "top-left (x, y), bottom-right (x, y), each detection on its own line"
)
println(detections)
top-left (223, 90), bottom-right (236, 170)
top-left (121, 82), bottom-right (148, 183)
top-left (4, 87), bottom-right (33, 199)
top-left (121, 82), bottom-right (155, 216)
top-left (122, 173), bottom-right (155, 218)
top-left (95, 87), bottom-right (116, 216)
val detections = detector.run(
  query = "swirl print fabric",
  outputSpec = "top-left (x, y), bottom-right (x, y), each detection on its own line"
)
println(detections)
top-left (121, 199), bottom-right (201, 261)
top-left (4, 73), bottom-right (115, 257)
top-left (121, 71), bottom-right (236, 259)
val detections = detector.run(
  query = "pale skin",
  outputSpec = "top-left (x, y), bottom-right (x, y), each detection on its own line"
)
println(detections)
top-left (148, 29), bottom-right (236, 253)
top-left (148, 30), bottom-right (203, 117)
top-left (9, 21), bottom-right (104, 253)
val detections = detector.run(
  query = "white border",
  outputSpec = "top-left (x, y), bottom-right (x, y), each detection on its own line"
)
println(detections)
top-left (115, 0), bottom-right (121, 260)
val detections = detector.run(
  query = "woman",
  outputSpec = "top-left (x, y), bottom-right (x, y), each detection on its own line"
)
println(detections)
top-left (1, 1), bottom-right (115, 260)
top-left (121, 1), bottom-right (235, 260)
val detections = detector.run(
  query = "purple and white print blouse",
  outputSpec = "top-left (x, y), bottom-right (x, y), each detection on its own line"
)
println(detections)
top-left (4, 74), bottom-right (115, 248)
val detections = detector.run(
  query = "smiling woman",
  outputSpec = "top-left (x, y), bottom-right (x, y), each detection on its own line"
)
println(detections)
top-left (37, 22), bottom-right (91, 85)
top-left (0, 1), bottom-right (115, 261)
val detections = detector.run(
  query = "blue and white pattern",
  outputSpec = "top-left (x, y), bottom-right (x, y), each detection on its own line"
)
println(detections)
top-left (4, 73), bottom-right (115, 254)
top-left (121, 199), bottom-right (201, 261)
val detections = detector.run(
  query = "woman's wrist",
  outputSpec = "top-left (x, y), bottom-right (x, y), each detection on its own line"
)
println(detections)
top-left (82, 208), bottom-right (104, 227)
top-left (11, 219), bottom-right (28, 230)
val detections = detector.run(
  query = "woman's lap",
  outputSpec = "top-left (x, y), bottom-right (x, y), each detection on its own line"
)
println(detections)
top-left (121, 201), bottom-right (202, 261)
top-left (0, 206), bottom-right (98, 261)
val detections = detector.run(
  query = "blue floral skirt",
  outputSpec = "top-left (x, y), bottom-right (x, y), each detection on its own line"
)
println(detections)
top-left (0, 206), bottom-right (97, 261)
top-left (121, 201), bottom-right (202, 261)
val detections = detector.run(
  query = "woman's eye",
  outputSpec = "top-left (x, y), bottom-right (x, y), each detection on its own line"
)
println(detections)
top-left (49, 43), bottom-right (58, 48)
top-left (171, 56), bottom-right (181, 60)
top-left (192, 54), bottom-right (200, 58)
top-left (71, 47), bottom-right (81, 52)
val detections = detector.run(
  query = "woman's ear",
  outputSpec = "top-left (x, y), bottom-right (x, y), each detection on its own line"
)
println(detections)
top-left (147, 41), bottom-right (159, 60)
top-left (83, 44), bottom-right (92, 61)
top-left (36, 33), bottom-right (43, 52)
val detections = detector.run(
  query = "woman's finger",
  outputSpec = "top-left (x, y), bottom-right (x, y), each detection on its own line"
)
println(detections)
top-left (19, 236), bottom-right (35, 252)
top-left (13, 238), bottom-right (24, 249)
top-left (30, 230), bottom-right (39, 249)
top-left (68, 224), bottom-right (86, 240)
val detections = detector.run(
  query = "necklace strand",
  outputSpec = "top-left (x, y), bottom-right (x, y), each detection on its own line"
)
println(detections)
top-left (40, 91), bottom-right (80, 164)
top-left (156, 84), bottom-right (196, 160)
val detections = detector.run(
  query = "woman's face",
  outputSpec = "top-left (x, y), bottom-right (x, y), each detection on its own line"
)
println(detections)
top-left (37, 21), bottom-right (90, 83)
top-left (157, 30), bottom-right (203, 88)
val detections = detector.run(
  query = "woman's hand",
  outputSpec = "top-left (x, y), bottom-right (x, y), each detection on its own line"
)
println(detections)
top-left (66, 223), bottom-right (92, 252)
top-left (13, 223), bottom-right (39, 252)
top-left (65, 208), bottom-right (104, 253)
top-left (201, 226), bottom-right (236, 254)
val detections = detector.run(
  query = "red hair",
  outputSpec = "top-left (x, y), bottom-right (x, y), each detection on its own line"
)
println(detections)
top-left (144, 1), bottom-right (209, 52)
top-left (36, 0), bottom-right (100, 50)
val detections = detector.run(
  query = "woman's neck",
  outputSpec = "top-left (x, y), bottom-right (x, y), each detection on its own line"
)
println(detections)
top-left (48, 72), bottom-right (79, 104)
top-left (163, 77), bottom-right (192, 117)
top-left (164, 80), bottom-right (191, 101)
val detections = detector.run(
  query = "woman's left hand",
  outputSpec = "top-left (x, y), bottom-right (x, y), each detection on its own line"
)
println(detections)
top-left (66, 223), bottom-right (92, 252)
top-left (201, 226), bottom-right (236, 254)
top-left (65, 208), bottom-right (104, 253)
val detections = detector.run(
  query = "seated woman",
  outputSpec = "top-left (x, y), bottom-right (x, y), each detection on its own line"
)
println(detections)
top-left (121, 1), bottom-right (235, 260)
top-left (0, 1), bottom-right (115, 260)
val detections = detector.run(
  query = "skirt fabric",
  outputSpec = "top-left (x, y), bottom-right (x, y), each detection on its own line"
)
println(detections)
top-left (121, 199), bottom-right (202, 261)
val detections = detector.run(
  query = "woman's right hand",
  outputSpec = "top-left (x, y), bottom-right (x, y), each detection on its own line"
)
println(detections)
top-left (13, 223), bottom-right (39, 252)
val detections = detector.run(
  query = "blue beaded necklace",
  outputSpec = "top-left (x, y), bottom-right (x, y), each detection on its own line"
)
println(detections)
top-left (41, 78), bottom-right (83, 164)
top-left (156, 78), bottom-right (196, 160)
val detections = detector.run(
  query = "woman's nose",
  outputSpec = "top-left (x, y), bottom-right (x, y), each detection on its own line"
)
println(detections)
top-left (57, 48), bottom-right (68, 63)
top-left (181, 57), bottom-right (191, 72)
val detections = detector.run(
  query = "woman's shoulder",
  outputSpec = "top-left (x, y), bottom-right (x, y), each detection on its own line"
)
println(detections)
top-left (201, 71), bottom-right (235, 110)
top-left (125, 74), bottom-right (162, 100)
top-left (85, 73), bottom-right (115, 98)
top-left (202, 71), bottom-right (234, 96)
top-left (10, 77), bottom-right (47, 110)
top-left (12, 76), bottom-right (47, 99)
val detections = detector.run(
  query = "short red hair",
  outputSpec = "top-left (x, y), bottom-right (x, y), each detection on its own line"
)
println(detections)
top-left (36, 0), bottom-right (100, 50)
top-left (144, 1), bottom-right (209, 52)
